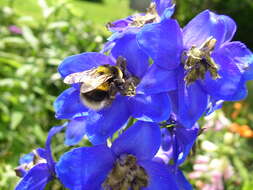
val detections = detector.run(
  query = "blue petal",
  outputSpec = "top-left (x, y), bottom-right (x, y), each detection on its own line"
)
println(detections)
top-left (167, 166), bottom-right (193, 190)
top-left (156, 123), bottom-right (199, 166)
top-left (183, 10), bottom-right (232, 49)
top-left (56, 145), bottom-right (115, 190)
top-left (161, 4), bottom-right (175, 20)
top-left (15, 163), bottom-right (51, 190)
top-left (36, 148), bottom-right (47, 160)
top-left (107, 17), bottom-right (133, 32)
top-left (101, 41), bottom-right (115, 54)
top-left (19, 152), bottom-right (34, 165)
top-left (245, 62), bottom-right (253, 81)
top-left (137, 19), bottom-right (183, 70)
top-left (200, 42), bottom-right (252, 101)
top-left (45, 125), bottom-right (65, 175)
top-left (65, 118), bottom-right (87, 146)
top-left (221, 42), bottom-right (253, 81)
top-left (112, 121), bottom-right (161, 161)
top-left (175, 169), bottom-right (193, 190)
top-left (170, 68), bottom-right (208, 128)
top-left (206, 99), bottom-right (224, 115)
top-left (137, 64), bottom-right (177, 94)
top-left (219, 15), bottom-right (237, 43)
top-left (111, 32), bottom-right (149, 78)
top-left (139, 161), bottom-right (179, 190)
top-left (161, 128), bottom-right (173, 151)
top-left (107, 28), bottom-right (138, 42)
top-left (229, 80), bottom-right (248, 100)
top-left (128, 93), bottom-right (171, 122)
top-left (17, 149), bottom-right (47, 177)
top-left (152, 0), bottom-right (174, 16)
top-left (58, 52), bottom-right (115, 78)
top-left (54, 87), bottom-right (88, 119)
top-left (174, 124), bottom-right (199, 165)
top-left (85, 95), bottom-right (130, 145)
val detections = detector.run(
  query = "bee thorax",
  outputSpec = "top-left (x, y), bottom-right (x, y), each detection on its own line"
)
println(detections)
top-left (182, 37), bottom-right (221, 85)
top-left (102, 154), bottom-right (149, 190)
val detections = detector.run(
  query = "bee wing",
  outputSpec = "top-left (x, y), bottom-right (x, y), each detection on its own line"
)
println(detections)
top-left (63, 68), bottom-right (113, 93)
top-left (63, 69), bottom-right (96, 84)
top-left (80, 74), bottom-right (112, 93)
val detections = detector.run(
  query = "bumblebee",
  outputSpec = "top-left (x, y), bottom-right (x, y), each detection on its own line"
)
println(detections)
top-left (64, 56), bottom-right (140, 110)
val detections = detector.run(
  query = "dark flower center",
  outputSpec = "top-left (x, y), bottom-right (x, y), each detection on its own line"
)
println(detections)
top-left (182, 37), bottom-right (221, 85)
top-left (103, 154), bottom-right (149, 190)
top-left (130, 2), bottom-right (160, 28)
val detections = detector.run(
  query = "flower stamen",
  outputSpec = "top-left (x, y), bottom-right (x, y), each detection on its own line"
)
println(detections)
top-left (130, 2), bottom-right (160, 28)
top-left (103, 154), bottom-right (149, 190)
top-left (182, 37), bottom-right (221, 85)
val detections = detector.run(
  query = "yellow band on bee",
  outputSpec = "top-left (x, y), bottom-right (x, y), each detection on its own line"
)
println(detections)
top-left (96, 66), bottom-right (112, 74)
top-left (96, 82), bottom-right (110, 91)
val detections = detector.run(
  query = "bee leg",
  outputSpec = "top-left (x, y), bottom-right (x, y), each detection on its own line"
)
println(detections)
top-left (113, 78), bottom-right (125, 86)
top-left (126, 76), bottom-right (140, 86)
top-left (109, 82), bottom-right (118, 99)
top-left (116, 56), bottom-right (127, 73)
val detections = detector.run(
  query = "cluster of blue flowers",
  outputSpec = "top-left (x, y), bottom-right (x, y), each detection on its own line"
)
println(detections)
top-left (15, 0), bottom-right (253, 189)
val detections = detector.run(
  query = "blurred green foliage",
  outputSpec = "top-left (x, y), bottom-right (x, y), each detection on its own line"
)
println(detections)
top-left (0, 0), bottom-right (252, 189)
top-left (0, 0), bottom-right (108, 189)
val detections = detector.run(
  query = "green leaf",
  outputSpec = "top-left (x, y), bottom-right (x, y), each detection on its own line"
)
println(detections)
top-left (0, 57), bottom-right (21, 68)
top-left (48, 21), bottom-right (69, 29)
top-left (21, 26), bottom-right (39, 50)
top-left (10, 111), bottom-right (23, 130)
top-left (242, 178), bottom-right (253, 190)
top-left (233, 157), bottom-right (249, 181)
top-left (1, 37), bottom-right (26, 46)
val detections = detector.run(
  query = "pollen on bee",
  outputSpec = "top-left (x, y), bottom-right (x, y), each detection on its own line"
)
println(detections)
top-left (102, 154), bottom-right (149, 190)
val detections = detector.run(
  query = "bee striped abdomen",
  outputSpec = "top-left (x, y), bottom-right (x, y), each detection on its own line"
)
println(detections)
top-left (81, 89), bottom-right (112, 110)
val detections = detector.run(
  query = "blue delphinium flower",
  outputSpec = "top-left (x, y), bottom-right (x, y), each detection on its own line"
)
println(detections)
top-left (56, 121), bottom-right (182, 190)
top-left (103, 0), bottom-right (175, 84)
top-left (54, 52), bottom-right (172, 145)
top-left (154, 114), bottom-right (199, 166)
top-left (172, 167), bottom-right (193, 190)
top-left (106, 0), bottom-right (175, 34)
top-left (15, 126), bottom-right (64, 190)
top-left (137, 10), bottom-right (253, 128)
top-left (15, 149), bottom-right (46, 178)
